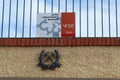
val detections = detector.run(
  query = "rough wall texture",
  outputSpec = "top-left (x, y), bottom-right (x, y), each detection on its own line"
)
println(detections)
top-left (0, 47), bottom-right (120, 78)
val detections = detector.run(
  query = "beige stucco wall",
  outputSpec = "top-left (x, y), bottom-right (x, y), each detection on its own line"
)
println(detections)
top-left (0, 47), bottom-right (120, 78)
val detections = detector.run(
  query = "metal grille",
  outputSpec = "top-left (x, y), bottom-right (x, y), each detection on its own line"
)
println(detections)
top-left (0, 0), bottom-right (120, 38)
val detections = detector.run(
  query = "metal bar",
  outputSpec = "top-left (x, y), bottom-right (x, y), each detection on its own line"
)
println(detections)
top-left (58, 0), bottom-right (60, 12)
top-left (15, 0), bottom-right (18, 38)
top-left (101, 0), bottom-right (103, 37)
top-left (51, 0), bottom-right (53, 13)
top-left (87, 0), bottom-right (89, 37)
top-left (1, 0), bottom-right (5, 38)
top-left (22, 0), bottom-right (25, 38)
top-left (37, 0), bottom-right (39, 14)
top-left (8, 0), bottom-right (11, 38)
top-left (29, 0), bottom-right (32, 37)
top-left (115, 0), bottom-right (118, 37)
top-left (0, 0), bottom-right (119, 38)
top-left (94, 0), bottom-right (96, 37)
top-left (66, 0), bottom-right (67, 12)
top-left (108, 0), bottom-right (111, 37)
top-left (73, 0), bottom-right (74, 12)
top-left (65, 0), bottom-right (67, 12)
top-left (44, 0), bottom-right (46, 13)
top-left (79, 0), bottom-right (81, 37)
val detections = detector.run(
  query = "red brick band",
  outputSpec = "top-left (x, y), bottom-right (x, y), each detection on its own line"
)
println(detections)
top-left (0, 38), bottom-right (120, 47)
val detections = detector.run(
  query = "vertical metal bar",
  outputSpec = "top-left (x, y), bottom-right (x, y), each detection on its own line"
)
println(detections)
top-left (94, 0), bottom-right (96, 37)
top-left (87, 0), bottom-right (89, 37)
top-left (29, 0), bottom-right (32, 37)
top-left (22, 0), bottom-right (25, 38)
top-left (15, 0), bottom-right (18, 38)
top-left (8, 0), bottom-right (11, 38)
top-left (1, 0), bottom-right (5, 38)
top-left (72, 0), bottom-right (74, 12)
top-left (58, 0), bottom-right (60, 12)
top-left (51, 0), bottom-right (53, 13)
top-left (108, 0), bottom-right (111, 37)
top-left (44, 0), bottom-right (46, 13)
top-left (79, 0), bottom-right (81, 37)
top-left (115, 0), bottom-right (118, 37)
top-left (65, 0), bottom-right (67, 12)
top-left (101, 0), bottom-right (103, 37)
top-left (37, 0), bottom-right (39, 14)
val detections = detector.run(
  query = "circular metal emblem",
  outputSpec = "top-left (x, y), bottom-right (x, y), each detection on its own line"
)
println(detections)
top-left (37, 49), bottom-right (61, 70)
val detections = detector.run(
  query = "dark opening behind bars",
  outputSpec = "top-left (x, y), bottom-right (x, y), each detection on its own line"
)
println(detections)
top-left (0, 0), bottom-right (120, 38)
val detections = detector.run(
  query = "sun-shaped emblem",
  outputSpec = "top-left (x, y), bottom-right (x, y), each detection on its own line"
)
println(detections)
top-left (37, 49), bottom-right (61, 70)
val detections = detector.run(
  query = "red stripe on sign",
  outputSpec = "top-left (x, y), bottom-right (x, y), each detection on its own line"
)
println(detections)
top-left (61, 13), bottom-right (75, 37)
top-left (62, 34), bottom-right (75, 37)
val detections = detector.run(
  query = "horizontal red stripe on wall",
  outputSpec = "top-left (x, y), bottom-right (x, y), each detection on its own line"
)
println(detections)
top-left (0, 38), bottom-right (120, 47)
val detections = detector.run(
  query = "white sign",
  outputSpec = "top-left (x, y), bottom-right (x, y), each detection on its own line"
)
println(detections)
top-left (37, 13), bottom-right (61, 37)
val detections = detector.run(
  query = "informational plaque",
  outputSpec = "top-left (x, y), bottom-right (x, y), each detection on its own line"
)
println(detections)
top-left (61, 13), bottom-right (75, 37)
top-left (37, 13), bottom-right (75, 38)
top-left (37, 13), bottom-right (61, 37)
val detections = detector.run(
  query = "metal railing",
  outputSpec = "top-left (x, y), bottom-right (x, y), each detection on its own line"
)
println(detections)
top-left (0, 0), bottom-right (120, 38)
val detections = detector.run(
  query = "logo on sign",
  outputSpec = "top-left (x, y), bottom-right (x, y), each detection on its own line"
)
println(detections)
top-left (36, 13), bottom-right (75, 38)
top-left (37, 13), bottom-right (61, 38)
top-left (63, 24), bottom-right (74, 28)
